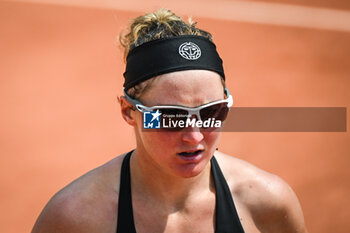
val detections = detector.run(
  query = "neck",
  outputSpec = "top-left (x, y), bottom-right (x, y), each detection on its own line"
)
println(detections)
top-left (129, 149), bottom-right (214, 208)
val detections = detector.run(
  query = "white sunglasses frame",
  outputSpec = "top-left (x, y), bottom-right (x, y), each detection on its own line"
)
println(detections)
top-left (123, 88), bottom-right (233, 121)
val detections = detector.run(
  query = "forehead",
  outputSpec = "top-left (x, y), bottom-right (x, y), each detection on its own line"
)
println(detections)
top-left (140, 70), bottom-right (224, 106)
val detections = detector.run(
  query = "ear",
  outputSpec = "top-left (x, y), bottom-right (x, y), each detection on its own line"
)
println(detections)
top-left (119, 96), bottom-right (138, 126)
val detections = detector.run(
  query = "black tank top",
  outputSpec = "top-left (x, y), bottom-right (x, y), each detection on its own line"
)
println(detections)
top-left (117, 151), bottom-right (245, 233)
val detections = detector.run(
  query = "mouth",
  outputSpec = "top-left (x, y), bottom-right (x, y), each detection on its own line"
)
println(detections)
top-left (178, 150), bottom-right (203, 156)
top-left (176, 149), bottom-right (204, 161)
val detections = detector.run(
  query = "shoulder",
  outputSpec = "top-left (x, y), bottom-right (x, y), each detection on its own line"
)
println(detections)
top-left (31, 153), bottom-right (127, 233)
top-left (214, 151), bottom-right (308, 233)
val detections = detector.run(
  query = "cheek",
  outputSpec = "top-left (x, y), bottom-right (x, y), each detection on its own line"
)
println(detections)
top-left (133, 112), bottom-right (176, 153)
top-left (203, 131), bottom-right (222, 147)
top-left (141, 131), bottom-right (180, 154)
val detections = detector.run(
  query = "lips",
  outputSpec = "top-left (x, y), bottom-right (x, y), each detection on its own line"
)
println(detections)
top-left (178, 150), bottom-right (203, 156)
top-left (176, 149), bottom-right (204, 162)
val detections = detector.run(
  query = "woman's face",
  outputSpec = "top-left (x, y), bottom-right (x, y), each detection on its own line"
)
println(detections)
top-left (130, 70), bottom-right (225, 178)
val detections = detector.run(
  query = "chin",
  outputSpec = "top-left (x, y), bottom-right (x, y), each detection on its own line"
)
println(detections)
top-left (174, 159), bottom-right (210, 178)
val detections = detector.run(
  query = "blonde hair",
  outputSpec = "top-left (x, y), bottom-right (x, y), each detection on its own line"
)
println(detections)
top-left (119, 9), bottom-right (215, 98)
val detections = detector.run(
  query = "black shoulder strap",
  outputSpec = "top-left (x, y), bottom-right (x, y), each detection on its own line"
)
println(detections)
top-left (116, 151), bottom-right (137, 233)
top-left (211, 156), bottom-right (245, 233)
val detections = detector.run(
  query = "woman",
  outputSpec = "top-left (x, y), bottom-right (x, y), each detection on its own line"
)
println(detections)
top-left (32, 9), bottom-right (308, 233)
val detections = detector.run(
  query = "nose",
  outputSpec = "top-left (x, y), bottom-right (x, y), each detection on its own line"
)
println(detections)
top-left (181, 126), bottom-right (204, 145)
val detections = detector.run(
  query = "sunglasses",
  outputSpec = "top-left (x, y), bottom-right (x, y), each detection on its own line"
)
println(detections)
top-left (123, 88), bottom-right (233, 131)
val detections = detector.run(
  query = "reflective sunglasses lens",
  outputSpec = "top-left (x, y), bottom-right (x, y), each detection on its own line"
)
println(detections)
top-left (200, 103), bottom-right (229, 122)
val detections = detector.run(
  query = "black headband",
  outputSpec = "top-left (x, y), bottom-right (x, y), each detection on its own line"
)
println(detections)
top-left (123, 35), bottom-right (225, 91)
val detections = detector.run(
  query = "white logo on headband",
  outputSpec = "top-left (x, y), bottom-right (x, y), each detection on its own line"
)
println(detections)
top-left (178, 42), bottom-right (201, 60)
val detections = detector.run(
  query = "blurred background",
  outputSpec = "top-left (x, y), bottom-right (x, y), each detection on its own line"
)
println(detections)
top-left (1, 0), bottom-right (349, 232)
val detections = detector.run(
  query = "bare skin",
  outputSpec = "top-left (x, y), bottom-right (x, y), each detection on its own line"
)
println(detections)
top-left (32, 70), bottom-right (308, 233)
top-left (31, 151), bottom-right (308, 233)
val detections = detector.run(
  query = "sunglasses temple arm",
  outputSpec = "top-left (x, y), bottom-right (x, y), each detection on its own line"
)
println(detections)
top-left (123, 88), bottom-right (144, 108)
top-left (224, 88), bottom-right (234, 107)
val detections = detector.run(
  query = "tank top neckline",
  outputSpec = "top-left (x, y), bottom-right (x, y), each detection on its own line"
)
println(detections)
top-left (116, 150), bottom-right (245, 233)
